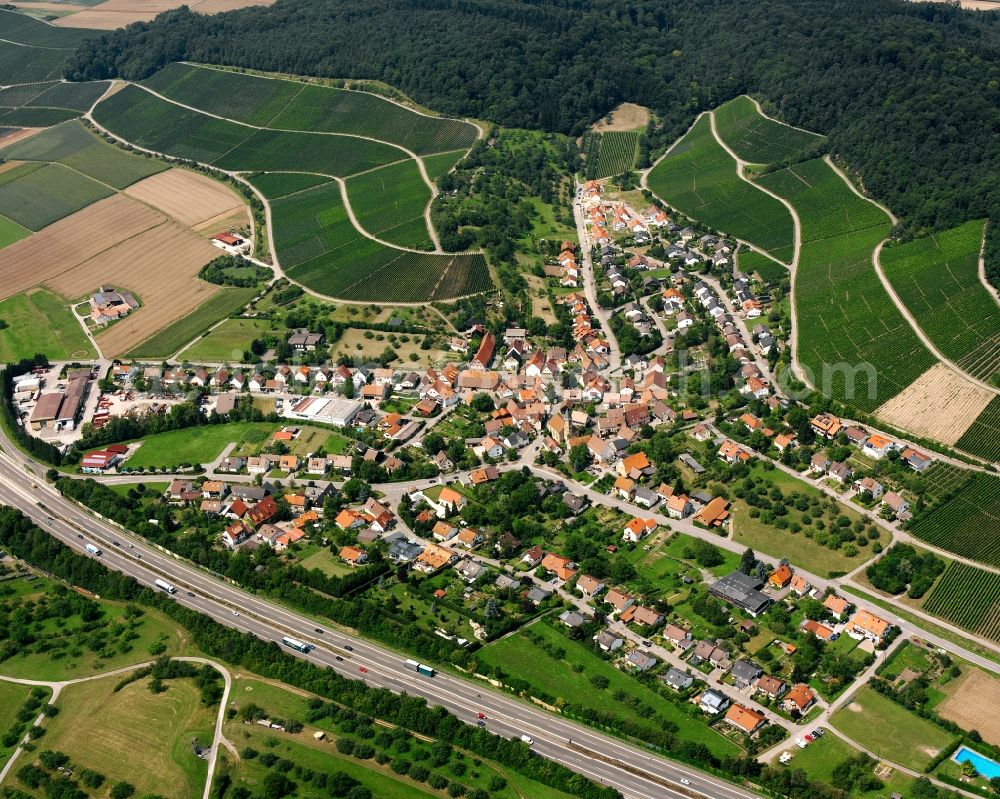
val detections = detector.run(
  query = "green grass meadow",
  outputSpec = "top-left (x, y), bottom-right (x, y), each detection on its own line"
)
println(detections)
top-left (0, 288), bottom-right (96, 362)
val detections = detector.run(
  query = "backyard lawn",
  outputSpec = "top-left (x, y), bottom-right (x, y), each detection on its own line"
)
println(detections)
top-left (830, 686), bottom-right (956, 771)
top-left (478, 620), bottom-right (741, 758)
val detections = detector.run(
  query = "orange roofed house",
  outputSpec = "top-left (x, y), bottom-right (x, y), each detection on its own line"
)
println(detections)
top-left (541, 552), bottom-right (577, 581)
top-left (724, 704), bottom-right (767, 735)
top-left (848, 609), bottom-right (891, 644)
top-left (693, 497), bottom-right (731, 528)
top-left (768, 565), bottom-right (792, 589)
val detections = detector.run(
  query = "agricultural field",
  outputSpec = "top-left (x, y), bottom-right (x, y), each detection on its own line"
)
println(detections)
top-left (0, 214), bottom-right (30, 249)
top-left (590, 131), bottom-right (639, 177)
top-left (93, 85), bottom-right (401, 176)
top-left (0, 80), bottom-right (109, 124)
top-left (142, 62), bottom-right (480, 155)
top-left (344, 158), bottom-right (434, 249)
top-left (178, 317), bottom-right (272, 361)
top-left (830, 686), bottom-right (956, 771)
top-left (0, 119), bottom-right (168, 190)
top-left (0, 194), bottom-right (164, 301)
top-left (0, 9), bottom-right (98, 83)
top-left (0, 287), bottom-right (95, 361)
top-left (122, 168), bottom-right (248, 229)
top-left (875, 363), bottom-right (993, 447)
top-left (937, 667), bottom-right (1000, 747)
top-left (908, 472), bottom-right (1000, 568)
top-left (244, 171), bottom-right (332, 199)
top-left (46, 0), bottom-right (276, 29)
top-left (713, 95), bottom-right (824, 164)
top-left (124, 286), bottom-right (258, 359)
top-left (881, 220), bottom-right (1000, 383)
top-left (51, 221), bottom-right (222, 358)
top-left (646, 114), bottom-right (795, 260)
top-left (923, 563), bottom-right (1000, 643)
top-left (911, 461), bottom-right (975, 504)
top-left (757, 157), bottom-right (936, 411)
top-left (30, 674), bottom-right (216, 799)
top-left (0, 162), bottom-right (112, 231)
top-left (955, 395), bottom-right (1000, 463)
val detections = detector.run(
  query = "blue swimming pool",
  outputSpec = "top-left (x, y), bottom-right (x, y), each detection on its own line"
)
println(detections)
top-left (954, 746), bottom-right (1000, 779)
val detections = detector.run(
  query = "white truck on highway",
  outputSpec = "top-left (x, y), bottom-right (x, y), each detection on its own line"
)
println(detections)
top-left (84, 543), bottom-right (102, 556)
top-left (154, 578), bottom-right (177, 594)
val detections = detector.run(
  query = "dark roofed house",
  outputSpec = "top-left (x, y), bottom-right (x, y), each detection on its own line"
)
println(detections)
top-left (730, 659), bottom-right (763, 687)
top-left (287, 330), bottom-right (325, 351)
top-left (709, 571), bottom-right (772, 617)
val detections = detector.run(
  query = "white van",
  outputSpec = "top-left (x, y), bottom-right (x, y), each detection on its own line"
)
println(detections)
top-left (520, 735), bottom-right (534, 745)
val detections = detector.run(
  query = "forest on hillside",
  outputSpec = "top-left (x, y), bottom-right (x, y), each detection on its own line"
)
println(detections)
top-left (65, 0), bottom-right (1000, 284)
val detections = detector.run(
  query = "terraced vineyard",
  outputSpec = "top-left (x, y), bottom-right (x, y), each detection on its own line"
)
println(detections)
top-left (590, 131), bottom-right (639, 177)
top-left (757, 158), bottom-right (935, 410)
top-left (714, 96), bottom-right (824, 164)
top-left (909, 471), bottom-right (1000, 567)
top-left (646, 114), bottom-right (795, 260)
top-left (345, 159), bottom-right (434, 250)
top-left (956, 397), bottom-right (1000, 463)
top-left (93, 86), bottom-right (401, 176)
top-left (423, 150), bottom-right (465, 182)
top-left (881, 220), bottom-right (1000, 383)
top-left (0, 81), bottom-right (110, 127)
top-left (924, 563), bottom-right (1000, 643)
top-left (911, 462), bottom-right (975, 504)
top-left (142, 63), bottom-right (479, 155)
top-left (254, 175), bottom-right (489, 301)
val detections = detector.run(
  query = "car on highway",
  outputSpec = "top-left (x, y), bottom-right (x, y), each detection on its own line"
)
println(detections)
top-left (476, 712), bottom-right (486, 719)
top-left (477, 720), bottom-right (485, 727)
top-left (187, 592), bottom-right (194, 597)
top-left (344, 645), bottom-right (353, 651)
top-left (77, 534), bottom-right (83, 539)
top-left (358, 666), bottom-right (368, 673)
top-left (233, 610), bottom-right (240, 616)
top-left (314, 628), bottom-right (324, 634)
top-left (335, 655), bottom-right (343, 661)
top-left (520, 735), bottom-right (533, 745)
top-left (680, 778), bottom-right (691, 786)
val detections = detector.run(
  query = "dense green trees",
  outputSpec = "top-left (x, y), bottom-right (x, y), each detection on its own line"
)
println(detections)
top-left (64, 0), bottom-right (1000, 263)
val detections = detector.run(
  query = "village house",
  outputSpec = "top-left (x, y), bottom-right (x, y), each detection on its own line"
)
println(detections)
top-left (724, 704), bottom-right (767, 736)
top-left (847, 609), bottom-right (892, 644)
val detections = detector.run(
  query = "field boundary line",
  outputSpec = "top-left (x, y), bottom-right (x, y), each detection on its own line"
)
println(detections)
top-left (0, 36), bottom-right (72, 50)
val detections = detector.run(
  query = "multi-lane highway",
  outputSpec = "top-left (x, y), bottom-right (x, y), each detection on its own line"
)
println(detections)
top-left (0, 442), bottom-right (761, 799)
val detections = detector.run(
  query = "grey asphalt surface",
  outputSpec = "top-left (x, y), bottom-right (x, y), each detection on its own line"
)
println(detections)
top-left (0, 447), bottom-right (761, 799)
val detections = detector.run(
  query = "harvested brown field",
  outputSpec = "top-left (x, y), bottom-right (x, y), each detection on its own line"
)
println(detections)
top-left (0, 129), bottom-right (42, 149)
top-left (937, 668), bottom-right (1000, 746)
top-left (0, 194), bottom-right (164, 300)
top-left (48, 221), bottom-right (220, 357)
top-left (52, 0), bottom-right (274, 28)
top-left (591, 103), bottom-right (650, 132)
top-left (123, 169), bottom-right (247, 229)
top-left (876, 363), bottom-right (994, 445)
